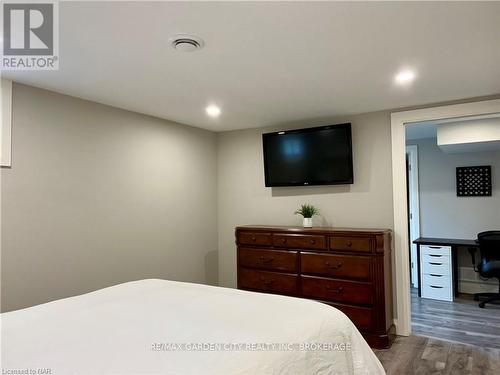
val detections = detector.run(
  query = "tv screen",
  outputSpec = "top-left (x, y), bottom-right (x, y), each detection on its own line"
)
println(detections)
top-left (263, 123), bottom-right (353, 187)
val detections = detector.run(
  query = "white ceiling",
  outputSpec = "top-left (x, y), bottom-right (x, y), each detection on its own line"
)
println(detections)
top-left (3, 1), bottom-right (500, 132)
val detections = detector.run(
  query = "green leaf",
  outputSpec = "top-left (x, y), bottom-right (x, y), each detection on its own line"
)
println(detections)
top-left (294, 204), bottom-right (319, 218)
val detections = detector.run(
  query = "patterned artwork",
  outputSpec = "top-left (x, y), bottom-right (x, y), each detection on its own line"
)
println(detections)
top-left (456, 166), bottom-right (492, 197)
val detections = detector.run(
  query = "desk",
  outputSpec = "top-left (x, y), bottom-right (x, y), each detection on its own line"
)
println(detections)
top-left (413, 237), bottom-right (479, 298)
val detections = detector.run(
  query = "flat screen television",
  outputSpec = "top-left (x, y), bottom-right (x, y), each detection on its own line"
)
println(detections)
top-left (262, 123), bottom-right (353, 187)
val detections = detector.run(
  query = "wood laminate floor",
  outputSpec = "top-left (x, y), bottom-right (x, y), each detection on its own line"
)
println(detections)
top-left (374, 335), bottom-right (500, 375)
top-left (411, 289), bottom-right (500, 349)
top-left (374, 290), bottom-right (500, 374)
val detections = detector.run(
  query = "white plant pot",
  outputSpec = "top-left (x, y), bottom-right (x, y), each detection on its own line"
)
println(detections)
top-left (303, 217), bottom-right (313, 228)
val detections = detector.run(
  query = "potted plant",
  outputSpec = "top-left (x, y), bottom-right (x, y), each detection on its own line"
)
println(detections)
top-left (294, 204), bottom-right (319, 228)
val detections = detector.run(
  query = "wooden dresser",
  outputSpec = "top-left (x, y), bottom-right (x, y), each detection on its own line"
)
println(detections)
top-left (236, 225), bottom-right (394, 348)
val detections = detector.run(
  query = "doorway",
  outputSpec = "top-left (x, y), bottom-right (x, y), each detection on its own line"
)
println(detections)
top-left (390, 99), bottom-right (500, 336)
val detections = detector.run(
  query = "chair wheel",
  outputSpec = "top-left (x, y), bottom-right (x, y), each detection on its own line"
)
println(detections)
top-left (479, 302), bottom-right (486, 308)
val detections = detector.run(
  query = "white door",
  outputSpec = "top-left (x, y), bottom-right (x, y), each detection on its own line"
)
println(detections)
top-left (406, 145), bottom-right (420, 289)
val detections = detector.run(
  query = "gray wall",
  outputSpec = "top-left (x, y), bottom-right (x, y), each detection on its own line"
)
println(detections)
top-left (217, 111), bottom-right (394, 288)
top-left (408, 138), bottom-right (500, 240)
top-left (407, 137), bottom-right (500, 279)
top-left (4, 84), bottom-right (497, 311)
top-left (1, 84), bottom-right (218, 312)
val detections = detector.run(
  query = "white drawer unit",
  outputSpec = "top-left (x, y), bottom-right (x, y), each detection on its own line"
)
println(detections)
top-left (421, 245), bottom-right (451, 257)
top-left (422, 253), bottom-right (451, 265)
top-left (422, 284), bottom-right (452, 301)
top-left (422, 261), bottom-right (451, 276)
top-left (420, 245), bottom-right (453, 301)
top-left (423, 273), bottom-right (451, 288)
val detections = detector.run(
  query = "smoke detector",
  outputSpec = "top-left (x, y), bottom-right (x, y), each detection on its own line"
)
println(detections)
top-left (170, 35), bottom-right (204, 52)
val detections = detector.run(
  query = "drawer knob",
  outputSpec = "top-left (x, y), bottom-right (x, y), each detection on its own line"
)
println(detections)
top-left (325, 261), bottom-right (343, 270)
top-left (346, 241), bottom-right (353, 247)
top-left (310, 239), bottom-right (316, 244)
top-left (325, 285), bottom-right (344, 294)
top-left (259, 256), bottom-right (274, 263)
top-left (281, 238), bottom-right (287, 243)
top-left (251, 236), bottom-right (256, 241)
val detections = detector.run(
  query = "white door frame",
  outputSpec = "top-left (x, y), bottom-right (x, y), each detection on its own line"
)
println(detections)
top-left (391, 98), bottom-right (500, 336)
top-left (405, 145), bottom-right (420, 288)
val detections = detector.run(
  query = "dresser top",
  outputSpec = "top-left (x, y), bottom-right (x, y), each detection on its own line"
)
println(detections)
top-left (236, 225), bottom-right (391, 235)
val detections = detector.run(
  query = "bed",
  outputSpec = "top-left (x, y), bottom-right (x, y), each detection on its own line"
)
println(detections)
top-left (1, 279), bottom-right (385, 374)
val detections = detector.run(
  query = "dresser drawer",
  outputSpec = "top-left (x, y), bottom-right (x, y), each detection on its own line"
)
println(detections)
top-left (272, 234), bottom-right (327, 250)
top-left (325, 302), bottom-right (374, 331)
top-left (301, 276), bottom-right (373, 305)
top-left (239, 248), bottom-right (298, 273)
top-left (330, 236), bottom-right (372, 253)
top-left (301, 253), bottom-right (371, 281)
top-left (239, 269), bottom-right (298, 295)
top-left (237, 232), bottom-right (272, 247)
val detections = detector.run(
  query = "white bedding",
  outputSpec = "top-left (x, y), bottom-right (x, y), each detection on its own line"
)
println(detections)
top-left (1, 279), bottom-right (385, 375)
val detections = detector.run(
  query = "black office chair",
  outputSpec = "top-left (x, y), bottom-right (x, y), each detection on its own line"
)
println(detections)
top-left (472, 231), bottom-right (500, 308)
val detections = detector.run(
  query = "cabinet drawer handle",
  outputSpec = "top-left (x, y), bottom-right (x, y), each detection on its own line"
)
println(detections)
top-left (429, 254), bottom-right (442, 257)
top-left (325, 285), bottom-right (344, 293)
top-left (251, 236), bottom-right (257, 241)
top-left (429, 274), bottom-right (443, 277)
top-left (430, 285), bottom-right (443, 289)
top-left (310, 239), bottom-right (316, 244)
top-left (325, 261), bottom-right (343, 270)
top-left (259, 256), bottom-right (274, 263)
top-left (429, 262), bottom-right (442, 265)
top-left (260, 278), bottom-right (275, 286)
top-left (281, 238), bottom-right (287, 243)
top-left (346, 241), bottom-right (353, 247)
top-left (429, 246), bottom-right (442, 249)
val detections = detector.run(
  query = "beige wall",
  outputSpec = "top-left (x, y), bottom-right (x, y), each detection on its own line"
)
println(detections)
top-left (217, 112), bottom-right (394, 287)
top-left (1, 84), bottom-right (218, 312)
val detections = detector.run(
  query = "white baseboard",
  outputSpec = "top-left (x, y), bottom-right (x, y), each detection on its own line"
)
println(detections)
top-left (458, 267), bottom-right (498, 294)
top-left (459, 280), bottom-right (498, 294)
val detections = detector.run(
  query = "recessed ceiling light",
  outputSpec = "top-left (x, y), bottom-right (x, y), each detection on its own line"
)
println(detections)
top-left (206, 104), bottom-right (221, 118)
top-left (395, 69), bottom-right (416, 85)
top-left (170, 34), bottom-right (204, 52)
